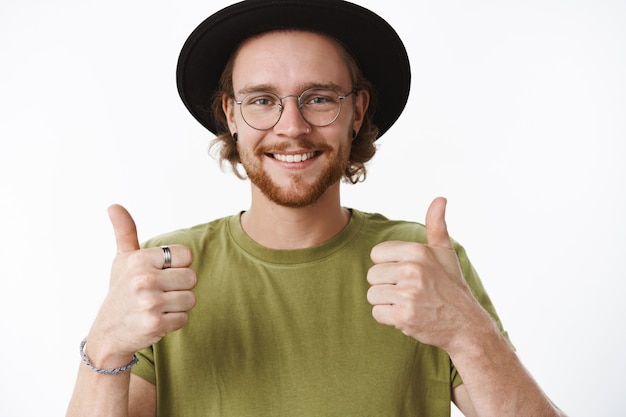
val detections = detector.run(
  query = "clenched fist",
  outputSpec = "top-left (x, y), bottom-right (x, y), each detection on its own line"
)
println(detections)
top-left (84, 204), bottom-right (197, 369)
top-left (367, 197), bottom-right (490, 353)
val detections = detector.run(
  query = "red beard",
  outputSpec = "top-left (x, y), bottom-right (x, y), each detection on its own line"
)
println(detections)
top-left (240, 138), bottom-right (350, 208)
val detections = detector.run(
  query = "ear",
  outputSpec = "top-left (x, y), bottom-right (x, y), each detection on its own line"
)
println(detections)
top-left (222, 93), bottom-right (237, 134)
top-left (352, 89), bottom-right (369, 134)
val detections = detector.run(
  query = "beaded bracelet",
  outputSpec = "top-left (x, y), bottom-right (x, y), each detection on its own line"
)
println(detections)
top-left (79, 338), bottom-right (139, 375)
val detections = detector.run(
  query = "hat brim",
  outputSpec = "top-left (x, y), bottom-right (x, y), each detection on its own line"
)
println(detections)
top-left (176, 0), bottom-right (411, 139)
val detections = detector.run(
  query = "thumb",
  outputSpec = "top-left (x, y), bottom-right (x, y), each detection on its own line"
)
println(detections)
top-left (425, 197), bottom-right (453, 249)
top-left (108, 204), bottom-right (140, 254)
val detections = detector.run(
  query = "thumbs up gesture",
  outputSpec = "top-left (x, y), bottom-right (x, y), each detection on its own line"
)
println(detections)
top-left (85, 205), bottom-right (197, 367)
top-left (367, 197), bottom-right (488, 353)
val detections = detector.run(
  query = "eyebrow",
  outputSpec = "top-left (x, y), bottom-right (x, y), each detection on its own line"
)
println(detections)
top-left (237, 82), bottom-right (347, 96)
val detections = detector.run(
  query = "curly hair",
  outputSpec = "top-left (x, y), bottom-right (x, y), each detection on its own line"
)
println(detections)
top-left (208, 31), bottom-right (380, 184)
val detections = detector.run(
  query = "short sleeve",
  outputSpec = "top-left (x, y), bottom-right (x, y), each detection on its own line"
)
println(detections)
top-left (132, 345), bottom-right (156, 385)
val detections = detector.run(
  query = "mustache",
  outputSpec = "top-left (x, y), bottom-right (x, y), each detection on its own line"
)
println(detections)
top-left (254, 139), bottom-right (333, 156)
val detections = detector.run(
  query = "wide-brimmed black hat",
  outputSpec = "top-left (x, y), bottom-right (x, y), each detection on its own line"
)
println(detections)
top-left (176, 0), bottom-right (411, 139)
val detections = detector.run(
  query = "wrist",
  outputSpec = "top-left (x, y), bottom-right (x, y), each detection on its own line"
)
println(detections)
top-left (447, 318), bottom-right (514, 371)
top-left (80, 337), bottom-right (138, 375)
top-left (446, 307), bottom-right (509, 359)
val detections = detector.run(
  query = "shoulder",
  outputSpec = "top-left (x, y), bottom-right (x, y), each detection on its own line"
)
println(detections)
top-left (353, 209), bottom-right (428, 245)
top-left (140, 215), bottom-right (234, 249)
top-left (353, 209), bottom-right (470, 261)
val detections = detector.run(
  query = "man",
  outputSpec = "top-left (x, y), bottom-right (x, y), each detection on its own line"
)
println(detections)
top-left (67, 1), bottom-right (566, 416)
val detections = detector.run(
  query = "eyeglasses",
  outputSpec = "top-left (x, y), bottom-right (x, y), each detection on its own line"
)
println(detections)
top-left (234, 88), bottom-right (356, 131)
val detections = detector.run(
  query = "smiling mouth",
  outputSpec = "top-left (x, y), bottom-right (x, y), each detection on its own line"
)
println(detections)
top-left (270, 151), bottom-right (318, 163)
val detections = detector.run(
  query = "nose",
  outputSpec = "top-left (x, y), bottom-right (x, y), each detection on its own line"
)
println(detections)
top-left (273, 95), bottom-right (310, 137)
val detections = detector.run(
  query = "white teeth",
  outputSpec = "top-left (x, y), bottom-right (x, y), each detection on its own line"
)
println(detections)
top-left (273, 152), bottom-right (315, 163)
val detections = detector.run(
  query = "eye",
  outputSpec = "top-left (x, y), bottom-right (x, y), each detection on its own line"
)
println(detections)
top-left (244, 93), bottom-right (278, 107)
top-left (310, 96), bottom-right (331, 104)
top-left (301, 90), bottom-right (339, 108)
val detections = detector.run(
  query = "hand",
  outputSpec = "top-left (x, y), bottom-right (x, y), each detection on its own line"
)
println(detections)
top-left (86, 205), bottom-right (197, 365)
top-left (366, 197), bottom-right (487, 352)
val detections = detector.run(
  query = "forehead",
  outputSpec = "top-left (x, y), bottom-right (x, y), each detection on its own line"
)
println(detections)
top-left (231, 30), bottom-right (353, 92)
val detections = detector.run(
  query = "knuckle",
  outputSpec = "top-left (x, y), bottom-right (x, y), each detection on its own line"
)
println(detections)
top-left (136, 292), bottom-right (161, 313)
top-left (143, 312), bottom-right (166, 335)
top-left (394, 306), bottom-right (418, 329)
top-left (371, 305), bottom-right (386, 322)
top-left (131, 271), bottom-right (159, 291)
top-left (184, 291), bottom-right (197, 310)
top-left (173, 312), bottom-right (190, 330)
top-left (399, 286), bottom-right (420, 302)
top-left (164, 312), bottom-right (189, 334)
top-left (398, 261), bottom-right (423, 281)
top-left (172, 245), bottom-right (193, 265)
top-left (187, 270), bottom-right (198, 288)
top-left (369, 244), bottom-right (384, 261)
top-left (405, 242), bottom-right (429, 261)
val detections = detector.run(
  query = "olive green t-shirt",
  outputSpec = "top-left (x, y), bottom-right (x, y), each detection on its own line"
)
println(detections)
top-left (133, 209), bottom-right (509, 417)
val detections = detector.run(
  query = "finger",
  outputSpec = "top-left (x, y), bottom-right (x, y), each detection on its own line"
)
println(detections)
top-left (108, 204), bottom-right (140, 254)
top-left (370, 240), bottom-right (426, 264)
top-left (149, 245), bottom-right (194, 270)
top-left (157, 268), bottom-right (197, 292)
top-left (367, 263), bottom-right (401, 285)
top-left (371, 304), bottom-right (396, 327)
top-left (425, 197), bottom-right (453, 249)
top-left (366, 283), bottom-right (396, 305)
top-left (158, 289), bottom-right (197, 313)
top-left (158, 311), bottom-right (191, 335)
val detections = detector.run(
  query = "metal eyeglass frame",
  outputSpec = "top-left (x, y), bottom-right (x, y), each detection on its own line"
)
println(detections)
top-left (234, 87), bottom-right (356, 131)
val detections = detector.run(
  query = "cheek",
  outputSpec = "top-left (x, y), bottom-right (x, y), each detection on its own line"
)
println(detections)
top-left (237, 133), bottom-right (267, 158)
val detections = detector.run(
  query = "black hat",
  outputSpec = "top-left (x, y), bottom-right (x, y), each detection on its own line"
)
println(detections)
top-left (176, 0), bottom-right (411, 139)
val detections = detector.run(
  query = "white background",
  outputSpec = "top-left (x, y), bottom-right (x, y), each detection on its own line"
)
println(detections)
top-left (1, 0), bottom-right (624, 415)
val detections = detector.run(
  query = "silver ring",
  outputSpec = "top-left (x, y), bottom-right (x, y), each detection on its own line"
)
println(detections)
top-left (161, 246), bottom-right (172, 269)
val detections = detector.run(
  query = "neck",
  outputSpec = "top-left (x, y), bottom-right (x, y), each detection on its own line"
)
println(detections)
top-left (241, 183), bottom-right (350, 250)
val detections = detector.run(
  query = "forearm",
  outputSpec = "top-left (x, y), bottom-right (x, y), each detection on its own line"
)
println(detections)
top-left (66, 339), bottom-right (134, 417)
top-left (66, 367), bottom-right (131, 417)
top-left (449, 318), bottom-right (565, 417)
